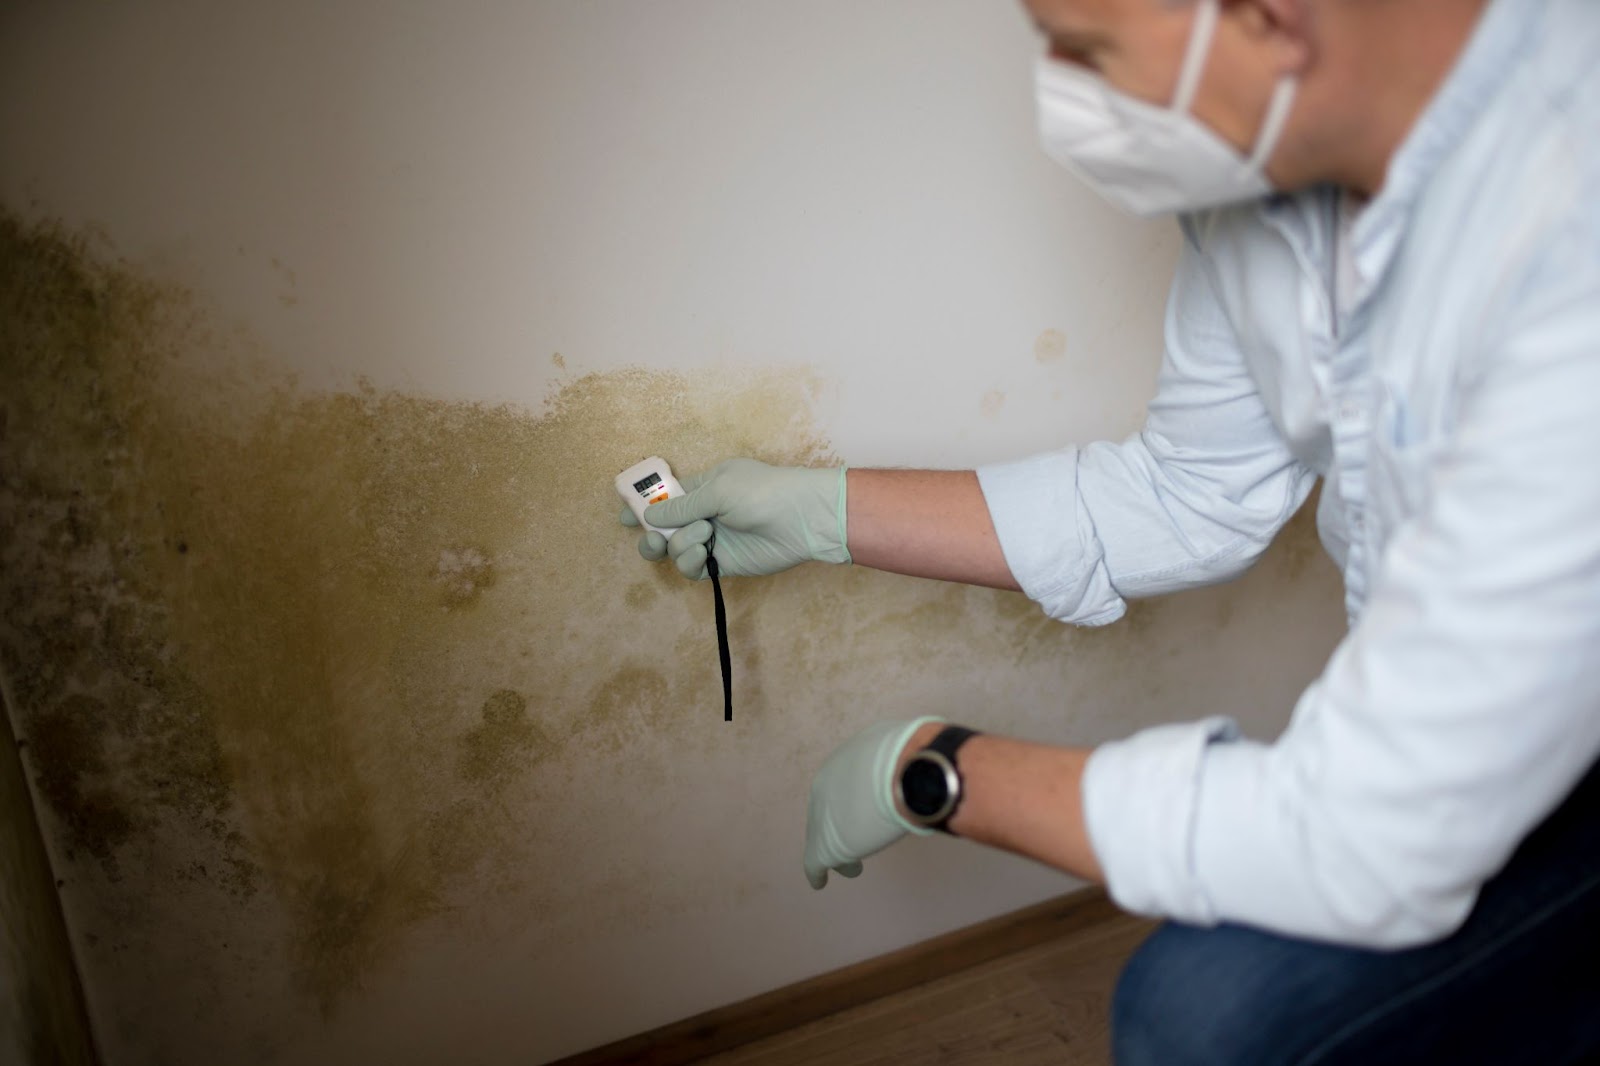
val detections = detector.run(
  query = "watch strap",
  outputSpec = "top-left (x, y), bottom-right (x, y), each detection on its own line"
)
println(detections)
top-left (926, 725), bottom-right (978, 763)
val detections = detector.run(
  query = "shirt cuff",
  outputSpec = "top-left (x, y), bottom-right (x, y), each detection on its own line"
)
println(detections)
top-left (1083, 715), bottom-right (1240, 924)
top-left (976, 449), bottom-right (1126, 626)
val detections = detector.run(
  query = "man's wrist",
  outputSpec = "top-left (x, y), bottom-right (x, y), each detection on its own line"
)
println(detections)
top-left (796, 465), bottom-right (851, 565)
top-left (833, 466), bottom-right (851, 564)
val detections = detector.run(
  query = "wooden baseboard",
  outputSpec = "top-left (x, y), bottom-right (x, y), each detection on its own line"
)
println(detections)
top-left (548, 886), bottom-right (1125, 1066)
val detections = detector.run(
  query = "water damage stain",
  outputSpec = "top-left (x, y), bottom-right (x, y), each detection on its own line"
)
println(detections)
top-left (0, 208), bottom-right (1342, 1062)
top-left (459, 689), bottom-right (549, 786)
top-left (1033, 328), bottom-right (1067, 363)
top-left (0, 685), bottom-right (98, 1066)
top-left (0, 207), bottom-right (862, 1034)
top-left (22, 694), bottom-right (134, 873)
top-left (433, 546), bottom-right (496, 608)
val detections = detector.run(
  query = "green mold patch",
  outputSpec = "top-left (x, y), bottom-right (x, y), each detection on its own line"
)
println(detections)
top-left (459, 689), bottom-right (550, 786)
top-left (0, 209), bottom-right (838, 1020)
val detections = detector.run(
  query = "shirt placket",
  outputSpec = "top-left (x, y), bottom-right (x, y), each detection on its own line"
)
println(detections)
top-left (1270, 196), bottom-right (1375, 623)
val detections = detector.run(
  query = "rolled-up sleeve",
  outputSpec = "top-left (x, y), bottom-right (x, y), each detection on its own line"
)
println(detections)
top-left (1084, 228), bottom-right (1600, 948)
top-left (978, 231), bottom-right (1315, 625)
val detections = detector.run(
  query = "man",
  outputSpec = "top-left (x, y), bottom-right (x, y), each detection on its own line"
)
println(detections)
top-left (620, 0), bottom-right (1600, 1060)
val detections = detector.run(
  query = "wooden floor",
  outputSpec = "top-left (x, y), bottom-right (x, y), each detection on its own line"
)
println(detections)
top-left (551, 891), bottom-right (1153, 1066)
top-left (697, 909), bottom-right (1154, 1066)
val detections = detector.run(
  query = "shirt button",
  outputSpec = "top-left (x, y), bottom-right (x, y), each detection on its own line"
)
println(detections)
top-left (1338, 400), bottom-right (1360, 423)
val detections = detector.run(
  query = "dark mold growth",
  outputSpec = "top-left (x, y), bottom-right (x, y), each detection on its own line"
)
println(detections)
top-left (460, 689), bottom-right (549, 786)
top-left (0, 214), bottom-right (237, 888)
top-left (23, 695), bottom-right (134, 872)
top-left (624, 580), bottom-right (658, 610)
top-left (0, 208), bottom-right (844, 1024)
top-left (585, 664), bottom-right (673, 750)
top-left (0, 685), bottom-right (100, 1066)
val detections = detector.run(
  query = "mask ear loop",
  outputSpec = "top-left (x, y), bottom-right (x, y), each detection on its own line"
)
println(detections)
top-left (1171, 0), bottom-right (1297, 178)
top-left (1170, 0), bottom-right (1220, 115)
top-left (1246, 76), bottom-right (1298, 172)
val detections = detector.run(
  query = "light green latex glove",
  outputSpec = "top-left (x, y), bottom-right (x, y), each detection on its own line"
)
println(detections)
top-left (804, 716), bottom-right (944, 890)
top-left (618, 458), bottom-right (851, 581)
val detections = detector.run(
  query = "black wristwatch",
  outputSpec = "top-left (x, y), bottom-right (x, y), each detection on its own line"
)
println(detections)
top-left (896, 725), bottom-right (980, 834)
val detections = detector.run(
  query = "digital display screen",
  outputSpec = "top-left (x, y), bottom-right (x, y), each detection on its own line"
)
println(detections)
top-left (633, 472), bottom-right (663, 494)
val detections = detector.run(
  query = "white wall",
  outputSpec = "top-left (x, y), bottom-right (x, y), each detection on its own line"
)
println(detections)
top-left (0, 2), bottom-right (1345, 1063)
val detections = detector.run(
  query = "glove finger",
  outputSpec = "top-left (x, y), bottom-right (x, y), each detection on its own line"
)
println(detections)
top-left (637, 530), bottom-right (668, 562)
top-left (645, 481), bottom-right (720, 529)
top-left (834, 860), bottom-right (863, 880)
top-left (676, 467), bottom-right (714, 494)
top-left (805, 858), bottom-right (828, 890)
top-left (666, 520), bottom-right (712, 580)
top-left (665, 519), bottom-right (713, 559)
top-left (672, 542), bottom-right (708, 581)
top-left (619, 504), bottom-right (641, 529)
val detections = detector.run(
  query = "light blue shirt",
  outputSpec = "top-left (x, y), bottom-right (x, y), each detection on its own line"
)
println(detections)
top-left (978, 0), bottom-right (1600, 947)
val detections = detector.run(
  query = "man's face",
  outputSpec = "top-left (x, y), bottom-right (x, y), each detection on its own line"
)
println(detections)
top-left (1022, 0), bottom-right (1199, 107)
top-left (1021, 0), bottom-right (1302, 168)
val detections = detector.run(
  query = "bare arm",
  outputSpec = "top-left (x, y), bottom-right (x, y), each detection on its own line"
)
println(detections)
top-left (895, 720), bottom-right (1105, 883)
top-left (848, 473), bottom-right (1097, 879)
top-left (844, 468), bottom-right (1021, 591)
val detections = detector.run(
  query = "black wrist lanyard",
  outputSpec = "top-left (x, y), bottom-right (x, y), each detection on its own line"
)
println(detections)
top-left (705, 531), bottom-right (732, 722)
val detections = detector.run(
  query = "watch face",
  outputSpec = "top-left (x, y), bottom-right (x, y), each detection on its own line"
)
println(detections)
top-left (902, 757), bottom-right (951, 819)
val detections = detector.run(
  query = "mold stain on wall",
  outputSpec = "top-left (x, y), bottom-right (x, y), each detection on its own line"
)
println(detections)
top-left (0, 209), bottom-right (869, 1059)
top-left (0, 209), bottom-right (1342, 1064)
top-left (0, 684), bottom-right (98, 1066)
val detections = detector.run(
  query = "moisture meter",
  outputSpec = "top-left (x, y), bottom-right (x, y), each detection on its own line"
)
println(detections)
top-left (615, 455), bottom-right (734, 722)
top-left (615, 456), bottom-right (685, 539)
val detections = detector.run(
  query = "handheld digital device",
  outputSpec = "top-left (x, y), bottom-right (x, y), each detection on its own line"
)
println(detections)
top-left (615, 455), bottom-right (734, 721)
top-left (615, 456), bottom-right (685, 539)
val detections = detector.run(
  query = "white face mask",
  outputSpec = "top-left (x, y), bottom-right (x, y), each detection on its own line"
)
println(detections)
top-left (1035, 0), bottom-right (1298, 217)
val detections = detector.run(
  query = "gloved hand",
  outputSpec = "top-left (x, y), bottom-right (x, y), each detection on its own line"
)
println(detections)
top-left (804, 716), bottom-right (943, 890)
top-left (618, 458), bottom-right (851, 581)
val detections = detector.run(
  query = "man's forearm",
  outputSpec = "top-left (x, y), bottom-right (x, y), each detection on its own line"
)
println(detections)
top-left (843, 470), bottom-right (1099, 879)
top-left (844, 468), bottom-right (1021, 591)
top-left (896, 721), bottom-right (1105, 883)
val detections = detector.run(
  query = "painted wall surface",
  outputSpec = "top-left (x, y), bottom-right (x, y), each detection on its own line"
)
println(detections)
top-left (0, 2), bottom-right (1346, 1064)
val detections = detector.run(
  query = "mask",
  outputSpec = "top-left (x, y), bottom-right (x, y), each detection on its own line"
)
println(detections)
top-left (1035, 0), bottom-right (1298, 217)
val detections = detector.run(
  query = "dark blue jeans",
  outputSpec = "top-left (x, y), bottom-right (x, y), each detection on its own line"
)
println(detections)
top-left (1112, 759), bottom-right (1600, 1065)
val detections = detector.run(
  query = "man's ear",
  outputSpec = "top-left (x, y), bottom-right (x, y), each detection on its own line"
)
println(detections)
top-left (1225, 0), bottom-right (1314, 73)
